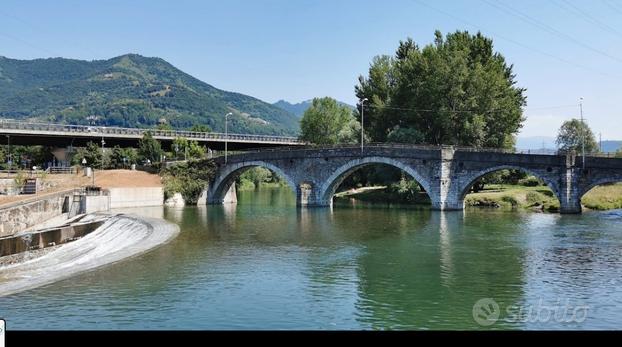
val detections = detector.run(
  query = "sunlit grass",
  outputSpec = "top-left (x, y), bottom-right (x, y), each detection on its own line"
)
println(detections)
top-left (582, 183), bottom-right (622, 210)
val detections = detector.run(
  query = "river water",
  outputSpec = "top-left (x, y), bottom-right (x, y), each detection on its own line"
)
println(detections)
top-left (1, 187), bottom-right (621, 330)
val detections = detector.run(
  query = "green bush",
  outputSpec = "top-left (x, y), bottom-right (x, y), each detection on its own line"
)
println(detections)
top-left (525, 191), bottom-right (544, 205)
top-left (161, 159), bottom-right (217, 204)
top-left (519, 176), bottom-right (542, 187)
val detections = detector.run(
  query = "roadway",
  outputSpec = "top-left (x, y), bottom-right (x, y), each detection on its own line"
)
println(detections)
top-left (0, 120), bottom-right (303, 150)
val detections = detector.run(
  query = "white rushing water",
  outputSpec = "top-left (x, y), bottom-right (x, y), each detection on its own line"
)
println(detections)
top-left (0, 214), bottom-right (180, 297)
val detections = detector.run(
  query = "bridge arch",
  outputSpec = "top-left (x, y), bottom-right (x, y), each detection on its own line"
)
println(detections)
top-left (578, 176), bottom-right (622, 202)
top-left (319, 156), bottom-right (432, 206)
top-left (207, 160), bottom-right (297, 204)
top-left (457, 165), bottom-right (562, 204)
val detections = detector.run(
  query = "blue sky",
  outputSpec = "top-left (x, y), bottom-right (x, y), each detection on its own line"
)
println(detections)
top-left (1, 0), bottom-right (621, 140)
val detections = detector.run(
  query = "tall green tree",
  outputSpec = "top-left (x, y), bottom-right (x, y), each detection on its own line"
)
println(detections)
top-left (556, 119), bottom-right (599, 153)
top-left (172, 137), bottom-right (206, 160)
top-left (300, 97), bottom-right (361, 145)
top-left (138, 131), bottom-right (164, 163)
top-left (72, 142), bottom-right (103, 167)
top-left (355, 30), bottom-right (526, 148)
top-left (109, 146), bottom-right (138, 168)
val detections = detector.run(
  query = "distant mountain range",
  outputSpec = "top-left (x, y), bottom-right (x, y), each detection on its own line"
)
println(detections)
top-left (0, 54), bottom-right (300, 135)
top-left (273, 99), bottom-right (355, 118)
top-left (516, 136), bottom-right (621, 153)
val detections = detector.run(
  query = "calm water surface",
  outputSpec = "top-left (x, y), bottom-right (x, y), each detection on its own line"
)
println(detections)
top-left (1, 187), bottom-right (621, 330)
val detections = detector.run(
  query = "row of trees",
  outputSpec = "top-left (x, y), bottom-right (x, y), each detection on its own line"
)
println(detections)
top-left (296, 30), bottom-right (620, 196)
top-left (300, 31), bottom-right (526, 148)
top-left (299, 30), bottom-right (614, 156)
top-left (0, 145), bottom-right (53, 170)
top-left (70, 132), bottom-right (208, 169)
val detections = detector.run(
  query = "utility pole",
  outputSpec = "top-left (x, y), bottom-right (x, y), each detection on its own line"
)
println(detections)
top-left (360, 98), bottom-right (368, 154)
top-left (580, 98), bottom-right (585, 169)
top-left (225, 112), bottom-right (232, 164)
top-left (101, 136), bottom-right (106, 174)
top-left (599, 132), bottom-right (602, 153)
top-left (5, 135), bottom-right (10, 177)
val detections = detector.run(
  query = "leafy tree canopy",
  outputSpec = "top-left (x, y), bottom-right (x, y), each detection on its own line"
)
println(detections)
top-left (72, 141), bottom-right (103, 167)
top-left (355, 30), bottom-right (526, 149)
top-left (172, 137), bottom-right (206, 160)
top-left (138, 131), bottom-right (164, 163)
top-left (300, 97), bottom-right (361, 145)
top-left (556, 119), bottom-right (599, 153)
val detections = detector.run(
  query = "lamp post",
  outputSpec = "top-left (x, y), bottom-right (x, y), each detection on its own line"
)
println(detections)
top-left (579, 97), bottom-right (585, 169)
top-left (225, 112), bottom-right (232, 164)
top-left (360, 98), bottom-right (368, 154)
top-left (5, 135), bottom-right (10, 177)
top-left (101, 137), bottom-right (106, 171)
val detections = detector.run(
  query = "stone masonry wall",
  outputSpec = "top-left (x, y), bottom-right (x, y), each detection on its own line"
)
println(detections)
top-left (0, 191), bottom-right (75, 238)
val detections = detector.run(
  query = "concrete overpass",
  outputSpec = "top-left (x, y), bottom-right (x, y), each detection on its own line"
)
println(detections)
top-left (206, 144), bottom-right (622, 214)
top-left (0, 120), bottom-right (303, 150)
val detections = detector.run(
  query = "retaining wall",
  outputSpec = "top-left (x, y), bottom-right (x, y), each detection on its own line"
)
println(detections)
top-left (108, 187), bottom-right (163, 209)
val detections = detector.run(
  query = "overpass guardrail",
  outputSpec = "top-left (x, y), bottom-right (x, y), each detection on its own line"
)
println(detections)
top-left (0, 119), bottom-right (303, 145)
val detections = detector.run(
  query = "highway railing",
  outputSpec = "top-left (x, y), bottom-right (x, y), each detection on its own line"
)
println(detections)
top-left (0, 119), bottom-right (303, 145)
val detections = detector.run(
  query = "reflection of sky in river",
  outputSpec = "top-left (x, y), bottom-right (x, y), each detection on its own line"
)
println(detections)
top-left (517, 211), bottom-right (622, 329)
top-left (0, 189), bottom-right (621, 330)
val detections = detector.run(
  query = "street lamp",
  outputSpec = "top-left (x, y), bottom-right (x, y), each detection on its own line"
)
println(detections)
top-left (6, 135), bottom-right (10, 176)
top-left (225, 112), bottom-right (232, 164)
top-left (101, 137), bottom-right (106, 170)
top-left (360, 98), bottom-right (368, 154)
top-left (579, 97), bottom-right (585, 169)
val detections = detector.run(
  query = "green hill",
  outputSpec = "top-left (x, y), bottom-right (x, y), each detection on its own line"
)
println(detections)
top-left (0, 54), bottom-right (300, 135)
top-left (273, 99), bottom-right (355, 118)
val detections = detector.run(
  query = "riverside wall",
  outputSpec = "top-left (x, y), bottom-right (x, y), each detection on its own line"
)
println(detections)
top-left (108, 187), bottom-right (164, 209)
top-left (0, 190), bottom-right (79, 238)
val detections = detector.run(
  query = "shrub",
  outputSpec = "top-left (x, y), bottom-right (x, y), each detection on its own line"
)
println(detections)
top-left (161, 159), bottom-right (217, 204)
top-left (519, 176), bottom-right (542, 187)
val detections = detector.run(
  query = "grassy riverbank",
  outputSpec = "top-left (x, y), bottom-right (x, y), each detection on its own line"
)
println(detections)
top-left (237, 181), bottom-right (288, 191)
top-left (336, 183), bottom-right (622, 212)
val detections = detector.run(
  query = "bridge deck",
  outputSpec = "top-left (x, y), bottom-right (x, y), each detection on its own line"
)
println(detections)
top-left (0, 120), bottom-right (303, 149)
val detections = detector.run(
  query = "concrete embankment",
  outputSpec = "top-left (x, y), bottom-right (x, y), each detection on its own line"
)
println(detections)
top-left (0, 213), bottom-right (179, 297)
top-left (0, 189), bottom-right (82, 238)
top-left (108, 187), bottom-right (163, 209)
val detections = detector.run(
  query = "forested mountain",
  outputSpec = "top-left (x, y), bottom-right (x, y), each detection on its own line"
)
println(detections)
top-left (0, 54), bottom-right (300, 135)
top-left (273, 99), bottom-right (354, 118)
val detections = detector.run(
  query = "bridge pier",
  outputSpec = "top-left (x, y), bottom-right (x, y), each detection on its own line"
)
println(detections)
top-left (207, 184), bottom-right (237, 204)
top-left (296, 183), bottom-right (330, 207)
top-left (559, 199), bottom-right (582, 214)
top-left (431, 199), bottom-right (465, 211)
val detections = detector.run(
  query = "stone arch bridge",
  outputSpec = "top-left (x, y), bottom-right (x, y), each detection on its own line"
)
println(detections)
top-left (206, 145), bottom-right (622, 214)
